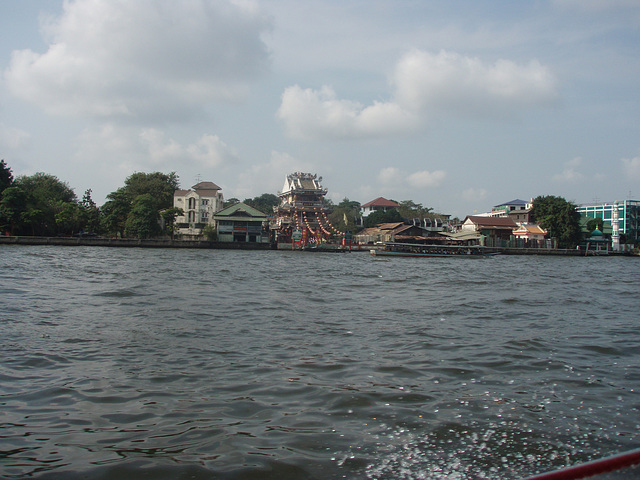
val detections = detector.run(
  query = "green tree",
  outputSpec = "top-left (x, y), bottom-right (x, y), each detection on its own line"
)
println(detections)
top-left (55, 202), bottom-right (81, 235)
top-left (224, 197), bottom-right (240, 208)
top-left (0, 159), bottom-right (13, 194)
top-left (101, 189), bottom-right (130, 238)
top-left (0, 185), bottom-right (27, 235)
top-left (363, 208), bottom-right (403, 228)
top-left (338, 198), bottom-right (361, 210)
top-left (586, 217), bottom-right (603, 233)
top-left (102, 171), bottom-right (180, 237)
top-left (243, 193), bottom-right (279, 214)
top-left (79, 189), bottom-right (101, 233)
top-left (124, 194), bottom-right (161, 239)
top-left (202, 224), bottom-right (217, 241)
top-left (123, 172), bottom-right (179, 210)
top-left (396, 200), bottom-right (434, 220)
top-left (11, 172), bottom-right (77, 236)
top-left (328, 198), bottom-right (361, 232)
top-left (531, 195), bottom-right (582, 248)
top-left (161, 207), bottom-right (184, 239)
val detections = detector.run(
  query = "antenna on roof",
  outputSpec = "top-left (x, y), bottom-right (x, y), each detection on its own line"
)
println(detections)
top-left (195, 173), bottom-right (202, 184)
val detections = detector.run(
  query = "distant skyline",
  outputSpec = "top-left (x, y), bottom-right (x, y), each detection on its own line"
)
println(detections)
top-left (1, 0), bottom-right (639, 217)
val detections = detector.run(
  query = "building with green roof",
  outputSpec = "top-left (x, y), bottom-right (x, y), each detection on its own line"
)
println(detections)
top-left (213, 202), bottom-right (269, 243)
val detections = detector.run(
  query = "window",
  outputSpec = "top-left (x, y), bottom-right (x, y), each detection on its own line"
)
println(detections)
top-left (202, 199), bottom-right (209, 205)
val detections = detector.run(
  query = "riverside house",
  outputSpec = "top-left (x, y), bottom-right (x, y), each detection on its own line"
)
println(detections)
top-left (461, 215), bottom-right (519, 245)
top-left (360, 197), bottom-right (400, 218)
top-left (214, 202), bottom-right (269, 243)
top-left (173, 181), bottom-right (224, 239)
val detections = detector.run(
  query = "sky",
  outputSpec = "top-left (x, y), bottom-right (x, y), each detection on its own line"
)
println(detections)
top-left (1, 0), bottom-right (639, 218)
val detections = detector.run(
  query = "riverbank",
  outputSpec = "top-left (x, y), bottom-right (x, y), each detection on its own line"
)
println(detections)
top-left (0, 235), bottom-right (271, 250)
top-left (1, 236), bottom-right (635, 256)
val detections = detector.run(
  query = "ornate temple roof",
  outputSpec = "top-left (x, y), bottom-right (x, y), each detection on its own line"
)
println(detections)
top-left (280, 172), bottom-right (326, 195)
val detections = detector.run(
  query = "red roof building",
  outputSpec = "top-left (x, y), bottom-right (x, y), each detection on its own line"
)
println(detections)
top-left (461, 215), bottom-right (518, 242)
top-left (360, 197), bottom-right (400, 217)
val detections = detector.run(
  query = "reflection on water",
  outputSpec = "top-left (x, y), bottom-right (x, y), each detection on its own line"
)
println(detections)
top-left (1, 245), bottom-right (639, 479)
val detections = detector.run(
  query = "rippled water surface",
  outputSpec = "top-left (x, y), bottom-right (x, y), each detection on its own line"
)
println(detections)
top-left (1, 245), bottom-right (639, 479)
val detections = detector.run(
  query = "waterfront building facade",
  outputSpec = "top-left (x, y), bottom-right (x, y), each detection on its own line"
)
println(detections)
top-left (512, 224), bottom-right (547, 242)
top-left (214, 202), bottom-right (268, 243)
top-left (173, 181), bottom-right (224, 239)
top-left (461, 215), bottom-right (519, 245)
top-left (577, 200), bottom-right (639, 249)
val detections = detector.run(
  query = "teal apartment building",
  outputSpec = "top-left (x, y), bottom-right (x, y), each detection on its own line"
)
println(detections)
top-left (577, 200), bottom-right (639, 248)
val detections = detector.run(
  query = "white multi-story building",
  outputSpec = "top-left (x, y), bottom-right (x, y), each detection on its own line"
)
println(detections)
top-left (173, 181), bottom-right (224, 238)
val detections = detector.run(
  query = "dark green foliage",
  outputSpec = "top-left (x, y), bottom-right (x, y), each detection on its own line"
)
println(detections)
top-left (161, 207), bottom-right (184, 239)
top-left (15, 172), bottom-right (76, 204)
top-left (0, 167), bottom-right (103, 237)
top-left (0, 186), bottom-right (27, 235)
top-left (328, 198), bottom-right (361, 231)
top-left (55, 202), bottom-right (81, 234)
top-left (124, 194), bottom-right (161, 239)
top-left (3, 172), bottom-right (77, 236)
top-left (531, 195), bottom-right (582, 248)
top-left (586, 217), bottom-right (603, 233)
top-left (101, 189), bottom-right (131, 238)
top-left (243, 193), bottom-right (279, 214)
top-left (123, 172), bottom-right (179, 210)
top-left (396, 200), bottom-right (434, 219)
top-left (102, 171), bottom-right (180, 238)
top-left (224, 198), bottom-right (240, 208)
top-left (363, 208), bottom-right (403, 228)
top-left (79, 189), bottom-right (101, 233)
top-left (0, 159), bottom-right (13, 193)
top-left (202, 224), bottom-right (217, 241)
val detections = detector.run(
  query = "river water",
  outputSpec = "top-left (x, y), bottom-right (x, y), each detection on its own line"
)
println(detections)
top-left (1, 245), bottom-right (639, 479)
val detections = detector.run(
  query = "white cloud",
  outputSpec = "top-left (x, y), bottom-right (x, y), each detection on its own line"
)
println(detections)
top-left (75, 125), bottom-right (238, 173)
top-left (277, 85), bottom-right (419, 140)
top-left (552, 156), bottom-right (584, 182)
top-left (393, 49), bottom-right (557, 116)
top-left (407, 169), bottom-right (447, 188)
top-left (4, 0), bottom-right (270, 121)
top-left (378, 166), bottom-right (446, 188)
top-left (378, 166), bottom-right (404, 184)
top-left (277, 49), bottom-right (557, 140)
top-left (621, 156), bottom-right (640, 179)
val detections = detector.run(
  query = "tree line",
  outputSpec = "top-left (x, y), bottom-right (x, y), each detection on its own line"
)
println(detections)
top-left (0, 160), bottom-right (181, 239)
top-left (0, 159), bottom-right (585, 247)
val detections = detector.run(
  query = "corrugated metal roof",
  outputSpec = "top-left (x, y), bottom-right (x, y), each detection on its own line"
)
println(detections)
top-left (378, 222), bottom-right (405, 230)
